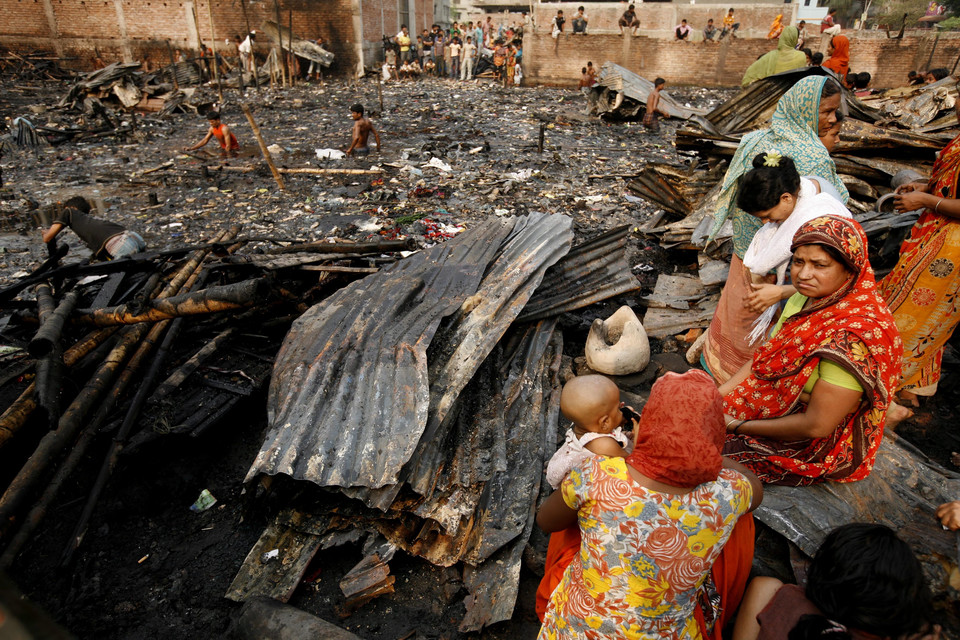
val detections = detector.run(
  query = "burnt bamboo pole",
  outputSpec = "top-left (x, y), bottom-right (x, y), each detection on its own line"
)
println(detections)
top-left (74, 278), bottom-right (267, 327)
top-left (2, 271), bottom-right (216, 569)
top-left (165, 40), bottom-right (180, 90)
top-left (61, 241), bottom-right (245, 566)
top-left (274, 0), bottom-right (288, 87)
top-left (288, 10), bottom-right (295, 86)
top-left (266, 238), bottom-right (416, 255)
top-left (35, 283), bottom-right (55, 322)
top-left (241, 103), bottom-right (285, 190)
top-left (0, 328), bottom-right (118, 450)
top-left (29, 290), bottom-right (80, 357)
top-left (34, 283), bottom-right (62, 427)
top-left (205, 0), bottom-right (224, 103)
top-left (149, 326), bottom-right (236, 402)
top-left (0, 227), bottom-right (240, 528)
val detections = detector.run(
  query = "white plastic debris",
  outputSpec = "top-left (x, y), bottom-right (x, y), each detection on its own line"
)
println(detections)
top-left (424, 157), bottom-right (453, 173)
top-left (315, 148), bottom-right (346, 160)
top-left (267, 144), bottom-right (284, 156)
top-left (506, 168), bottom-right (534, 181)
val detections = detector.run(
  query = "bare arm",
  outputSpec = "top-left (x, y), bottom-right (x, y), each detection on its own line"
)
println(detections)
top-left (584, 438), bottom-right (628, 458)
top-left (744, 283), bottom-right (797, 314)
top-left (536, 488), bottom-right (578, 533)
top-left (718, 359), bottom-right (753, 397)
top-left (722, 457), bottom-right (763, 511)
top-left (42, 222), bottom-right (65, 244)
top-left (727, 378), bottom-right (863, 440)
top-left (895, 188), bottom-right (960, 219)
top-left (345, 123), bottom-right (360, 155)
top-left (371, 124), bottom-right (382, 152)
top-left (185, 128), bottom-right (214, 151)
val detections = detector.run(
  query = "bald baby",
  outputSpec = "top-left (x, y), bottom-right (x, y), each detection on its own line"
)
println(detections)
top-left (560, 374), bottom-right (624, 437)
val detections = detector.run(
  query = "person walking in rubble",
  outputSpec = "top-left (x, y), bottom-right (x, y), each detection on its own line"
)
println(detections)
top-left (185, 111), bottom-right (240, 158)
top-left (238, 31), bottom-right (256, 73)
top-left (40, 196), bottom-right (146, 261)
top-left (345, 104), bottom-right (381, 157)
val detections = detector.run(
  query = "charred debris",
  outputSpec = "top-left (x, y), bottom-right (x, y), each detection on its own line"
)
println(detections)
top-left (0, 52), bottom-right (959, 636)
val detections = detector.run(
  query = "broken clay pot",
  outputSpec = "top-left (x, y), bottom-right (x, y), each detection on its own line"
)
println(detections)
top-left (584, 305), bottom-right (650, 376)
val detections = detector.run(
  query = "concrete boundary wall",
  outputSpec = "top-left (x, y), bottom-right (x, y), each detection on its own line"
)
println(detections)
top-left (523, 30), bottom-right (960, 89)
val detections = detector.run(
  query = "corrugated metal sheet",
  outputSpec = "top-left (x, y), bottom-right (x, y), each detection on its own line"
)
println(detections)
top-left (518, 225), bottom-right (640, 323)
top-left (247, 217), bottom-right (517, 489)
top-left (756, 434), bottom-right (960, 598)
top-left (591, 62), bottom-right (708, 121)
top-left (704, 67), bottom-right (880, 136)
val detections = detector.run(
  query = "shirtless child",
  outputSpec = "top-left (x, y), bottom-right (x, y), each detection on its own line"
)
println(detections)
top-left (345, 104), bottom-right (382, 157)
top-left (184, 111), bottom-right (239, 158)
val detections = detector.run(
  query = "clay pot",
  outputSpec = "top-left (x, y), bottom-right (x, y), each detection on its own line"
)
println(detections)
top-left (584, 305), bottom-right (649, 375)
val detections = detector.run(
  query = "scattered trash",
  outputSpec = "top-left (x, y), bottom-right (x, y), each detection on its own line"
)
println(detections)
top-left (190, 489), bottom-right (218, 512)
top-left (315, 148), bottom-right (345, 160)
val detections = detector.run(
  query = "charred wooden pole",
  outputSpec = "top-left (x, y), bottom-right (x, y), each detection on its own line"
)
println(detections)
top-left (2, 271), bottom-right (216, 569)
top-left (74, 278), bottom-right (268, 326)
top-left (267, 238), bottom-right (416, 255)
top-left (378, 71), bottom-right (384, 113)
top-left (0, 328), bottom-right (118, 450)
top-left (29, 289), bottom-right (80, 358)
top-left (239, 0), bottom-right (261, 92)
top-left (205, 0), bottom-right (224, 103)
top-left (288, 10), bottom-right (295, 86)
top-left (274, 0), bottom-right (288, 87)
top-left (0, 227), bottom-right (240, 529)
top-left (149, 326), bottom-right (236, 402)
top-left (165, 40), bottom-right (180, 90)
top-left (538, 123), bottom-right (545, 153)
top-left (33, 283), bottom-right (65, 428)
top-left (241, 103), bottom-right (285, 190)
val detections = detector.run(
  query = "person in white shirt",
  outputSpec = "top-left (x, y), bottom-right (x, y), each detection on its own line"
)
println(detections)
top-left (461, 36), bottom-right (476, 81)
top-left (238, 31), bottom-right (255, 72)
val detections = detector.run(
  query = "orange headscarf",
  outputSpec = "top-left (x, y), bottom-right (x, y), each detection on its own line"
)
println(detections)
top-left (822, 34), bottom-right (849, 78)
top-left (625, 370), bottom-right (725, 488)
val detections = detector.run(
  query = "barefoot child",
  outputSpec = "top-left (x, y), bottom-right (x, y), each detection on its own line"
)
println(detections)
top-left (345, 104), bottom-right (382, 157)
top-left (184, 111), bottom-right (240, 158)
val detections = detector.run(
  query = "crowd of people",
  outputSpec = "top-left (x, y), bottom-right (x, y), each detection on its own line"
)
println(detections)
top-left (535, 64), bottom-right (960, 637)
top-left (383, 20), bottom-right (523, 86)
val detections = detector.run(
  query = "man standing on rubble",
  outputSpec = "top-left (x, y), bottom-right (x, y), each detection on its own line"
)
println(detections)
top-left (40, 197), bottom-right (145, 261)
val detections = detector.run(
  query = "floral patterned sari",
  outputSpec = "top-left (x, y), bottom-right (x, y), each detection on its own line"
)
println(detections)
top-left (878, 132), bottom-right (960, 396)
top-left (723, 217), bottom-right (902, 486)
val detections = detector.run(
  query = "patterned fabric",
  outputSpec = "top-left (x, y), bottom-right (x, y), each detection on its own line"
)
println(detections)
top-left (709, 75), bottom-right (849, 259)
top-left (742, 27), bottom-right (807, 87)
top-left (626, 370), bottom-right (724, 488)
top-left (822, 35), bottom-right (849, 79)
top-left (723, 216), bottom-right (902, 486)
top-left (878, 132), bottom-right (960, 396)
top-left (538, 458), bottom-right (753, 640)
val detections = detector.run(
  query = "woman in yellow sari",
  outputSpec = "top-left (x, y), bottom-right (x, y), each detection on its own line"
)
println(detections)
top-left (881, 97), bottom-right (960, 404)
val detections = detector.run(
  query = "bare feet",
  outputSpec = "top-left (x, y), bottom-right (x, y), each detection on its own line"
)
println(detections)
top-left (900, 390), bottom-right (920, 407)
top-left (886, 401), bottom-right (914, 430)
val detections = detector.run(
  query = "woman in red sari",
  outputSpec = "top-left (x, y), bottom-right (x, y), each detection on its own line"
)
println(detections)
top-left (721, 216), bottom-right (902, 486)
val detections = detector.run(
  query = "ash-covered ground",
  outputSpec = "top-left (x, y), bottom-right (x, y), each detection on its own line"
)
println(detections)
top-left (2, 75), bottom-right (957, 640)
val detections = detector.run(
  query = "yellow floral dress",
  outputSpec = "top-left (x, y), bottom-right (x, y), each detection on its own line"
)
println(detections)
top-left (539, 457), bottom-right (753, 640)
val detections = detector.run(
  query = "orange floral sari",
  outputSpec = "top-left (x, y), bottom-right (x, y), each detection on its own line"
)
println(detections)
top-left (878, 132), bottom-right (960, 396)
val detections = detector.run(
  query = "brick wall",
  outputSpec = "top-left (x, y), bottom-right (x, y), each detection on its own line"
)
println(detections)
top-left (0, 0), bottom-right (433, 74)
top-left (532, 2), bottom-right (797, 39)
top-left (524, 30), bottom-right (960, 89)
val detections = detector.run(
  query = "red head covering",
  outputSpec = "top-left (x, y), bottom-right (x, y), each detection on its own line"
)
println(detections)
top-left (626, 369), bottom-right (725, 488)
top-left (822, 35), bottom-right (849, 78)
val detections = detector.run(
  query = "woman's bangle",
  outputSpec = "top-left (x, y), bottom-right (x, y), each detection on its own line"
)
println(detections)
top-left (936, 198), bottom-right (944, 214)
top-left (734, 419), bottom-right (746, 434)
top-left (726, 419), bottom-right (746, 433)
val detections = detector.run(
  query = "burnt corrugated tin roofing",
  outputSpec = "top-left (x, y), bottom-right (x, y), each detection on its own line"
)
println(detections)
top-left (247, 216), bottom-right (517, 489)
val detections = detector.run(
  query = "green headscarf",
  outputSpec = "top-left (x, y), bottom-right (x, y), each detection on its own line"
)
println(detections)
top-left (709, 75), bottom-right (849, 258)
top-left (741, 26), bottom-right (809, 88)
